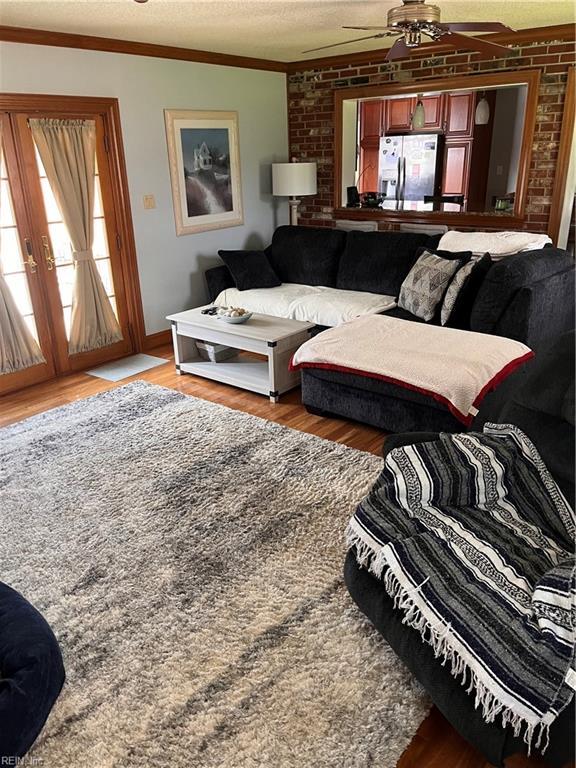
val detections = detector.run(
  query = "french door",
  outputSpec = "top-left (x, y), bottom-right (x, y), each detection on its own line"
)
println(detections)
top-left (0, 96), bottom-right (142, 396)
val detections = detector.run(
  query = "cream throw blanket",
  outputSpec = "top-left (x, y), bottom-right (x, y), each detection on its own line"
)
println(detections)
top-left (290, 316), bottom-right (534, 424)
top-left (438, 231), bottom-right (551, 259)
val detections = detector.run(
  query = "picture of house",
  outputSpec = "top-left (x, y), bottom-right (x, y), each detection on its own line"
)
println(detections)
top-left (180, 128), bottom-right (233, 216)
top-left (192, 142), bottom-right (212, 171)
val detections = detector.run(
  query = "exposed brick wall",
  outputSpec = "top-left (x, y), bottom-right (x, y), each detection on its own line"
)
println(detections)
top-left (288, 38), bottom-right (575, 232)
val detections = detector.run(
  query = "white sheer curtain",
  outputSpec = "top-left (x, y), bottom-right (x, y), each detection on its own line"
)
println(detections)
top-left (29, 119), bottom-right (122, 355)
top-left (0, 123), bottom-right (45, 374)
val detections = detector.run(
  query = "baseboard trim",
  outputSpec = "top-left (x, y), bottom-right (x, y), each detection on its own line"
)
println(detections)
top-left (143, 329), bottom-right (171, 351)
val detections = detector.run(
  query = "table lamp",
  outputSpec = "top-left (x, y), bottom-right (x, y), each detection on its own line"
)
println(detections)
top-left (272, 159), bottom-right (317, 225)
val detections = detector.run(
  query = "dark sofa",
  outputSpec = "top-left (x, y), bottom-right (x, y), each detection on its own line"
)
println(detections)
top-left (206, 226), bottom-right (444, 305)
top-left (205, 226), bottom-right (575, 433)
top-left (345, 331), bottom-right (575, 767)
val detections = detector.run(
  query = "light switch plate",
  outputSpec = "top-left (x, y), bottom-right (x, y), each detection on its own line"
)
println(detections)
top-left (143, 194), bottom-right (156, 209)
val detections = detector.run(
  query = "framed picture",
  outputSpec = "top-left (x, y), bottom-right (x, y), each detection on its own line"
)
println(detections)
top-left (164, 110), bottom-right (243, 236)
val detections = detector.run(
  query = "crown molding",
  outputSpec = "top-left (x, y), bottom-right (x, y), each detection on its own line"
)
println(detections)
top-left (286, 23), bottom-right (575, 73)
top-left (0, 25), bottom-right (288, 73)
top-left (0, 22), bottom-right (572, 76)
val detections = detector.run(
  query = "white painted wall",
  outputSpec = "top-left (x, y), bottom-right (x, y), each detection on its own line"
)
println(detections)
top-left (0, 42), bottom-right (288, 334)
top-left (340, 99), bottom-right (358, 206)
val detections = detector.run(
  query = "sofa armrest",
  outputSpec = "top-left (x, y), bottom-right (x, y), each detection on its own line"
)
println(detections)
top-left (470, 248), bottom-right (574, 335)
top-left (205, 265), bottom-right (234, 303)
top-left (492, 267), bottom-right (575, 350)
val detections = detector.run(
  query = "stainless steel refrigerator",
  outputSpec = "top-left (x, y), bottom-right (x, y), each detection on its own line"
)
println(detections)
top-left (378, 134), bottom-right (444, 210)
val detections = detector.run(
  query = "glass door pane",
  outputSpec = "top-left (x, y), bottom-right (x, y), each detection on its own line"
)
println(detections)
top-left (0, 150), bottom-right (41, 343)
top-left (0, 117), bottom-right (56, 395)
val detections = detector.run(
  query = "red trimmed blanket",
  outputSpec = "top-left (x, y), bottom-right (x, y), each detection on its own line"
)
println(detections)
top-left (290, 316), bottom-right (533, 425)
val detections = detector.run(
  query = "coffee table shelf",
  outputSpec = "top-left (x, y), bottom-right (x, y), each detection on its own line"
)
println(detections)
top-left (166, 306), bottom-right (315, 402)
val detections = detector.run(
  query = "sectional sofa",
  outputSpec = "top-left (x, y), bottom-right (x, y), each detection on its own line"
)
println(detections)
top-left (345, 331), bottom-right (575, 768)
top-left (205, 225), bottom-right (575, 432)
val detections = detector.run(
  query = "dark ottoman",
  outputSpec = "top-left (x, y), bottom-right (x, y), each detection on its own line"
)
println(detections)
top-left (0, 583), bottom-right (65, 758)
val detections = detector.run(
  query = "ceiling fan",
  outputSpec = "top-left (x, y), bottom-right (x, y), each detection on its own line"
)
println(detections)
top-left (304, 0), bottom-right (514, 60)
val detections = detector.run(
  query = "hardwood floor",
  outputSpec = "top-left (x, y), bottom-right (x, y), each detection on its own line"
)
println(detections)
top-left (0, 346), bottom-right (563, 768)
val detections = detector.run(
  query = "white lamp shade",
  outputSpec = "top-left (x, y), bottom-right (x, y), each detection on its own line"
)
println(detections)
top-left (272, 162), bottom-right (317, 197)
top-left (411, 99), bottom-right (426, 130)
top-left (475, 96), bottom-right (490, 125)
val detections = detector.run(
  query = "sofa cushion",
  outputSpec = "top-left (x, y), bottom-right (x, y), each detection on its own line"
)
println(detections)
top-left (382, 306), bottom-right (426, 323)
top-left (470, 248), bottom-right (573, 334)
top-left (398, 250), bottom-right (468, 322)
top-left (268, 226), bottom-right (346, 287)
top-left (214, 283), bottom-right (396, 327)
top-left (441, 253), bottom-right (492, 329)
top-left (218, 250), bottom-right (281, 291)
top-left (336, 231), bottom-right (439, 296)
top-left (506, 331), bottom-right (574, 422)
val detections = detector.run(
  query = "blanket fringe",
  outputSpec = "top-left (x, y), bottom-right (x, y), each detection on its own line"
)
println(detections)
top-left (346, 525), bottom-right (549, 755)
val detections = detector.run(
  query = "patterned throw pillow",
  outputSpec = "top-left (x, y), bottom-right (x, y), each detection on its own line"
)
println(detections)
top-left (398, 250), bottom-right (466, 322)
top-left (440, 258), bottom-right (479, 326)
top-left (441, 253), bottom-right (493, 329)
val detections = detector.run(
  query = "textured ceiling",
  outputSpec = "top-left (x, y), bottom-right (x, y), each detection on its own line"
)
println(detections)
top-left (0, 0), bottom-right (574, 62)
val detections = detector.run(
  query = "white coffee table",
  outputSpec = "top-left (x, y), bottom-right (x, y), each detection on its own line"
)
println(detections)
top-left (166, 306), bottom-right (315, 402)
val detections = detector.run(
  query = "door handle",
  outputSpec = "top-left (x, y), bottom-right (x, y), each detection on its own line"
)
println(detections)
top-left (41, 235), bottom-right (56, 270)
top-left (23, 238), bottom-right (37, 273)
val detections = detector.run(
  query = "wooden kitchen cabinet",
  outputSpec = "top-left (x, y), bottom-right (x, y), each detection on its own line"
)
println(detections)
top-left (359, 100), bottom-right (383, 142)
top-left (443, 92), bottom-right (475, 137)
top-left (420, 95), bottom-right (444, 130)
top-left (385, 98), bottom-right (415, 132)
top-left (384, 95), bottom-right (445, 133)
top-left (442, 139), bottom-right (472, 198)
top-left (358, 101), bottom-right (383, 192)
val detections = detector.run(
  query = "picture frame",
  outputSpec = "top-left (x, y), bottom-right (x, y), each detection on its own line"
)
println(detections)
top-left (164, 109), bottom-right (243, 236)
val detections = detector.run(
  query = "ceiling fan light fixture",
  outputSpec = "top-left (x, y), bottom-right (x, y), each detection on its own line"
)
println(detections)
top-left (411, 94), bottom-right (426, 129)
top-left (475, 93), bottom-right (490, 125)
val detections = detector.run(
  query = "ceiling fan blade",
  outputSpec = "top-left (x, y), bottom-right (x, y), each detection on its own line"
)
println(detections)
top-left (437, 30), bottom-right (511, 58)
top-left (342, 26), bottom-right (395, 31)
top-left (385, 37), bottom-right (411, 61)
top-left (439, 22), bottom-right (514, 33)
top-left (302, 32), bottom-right (393, 54)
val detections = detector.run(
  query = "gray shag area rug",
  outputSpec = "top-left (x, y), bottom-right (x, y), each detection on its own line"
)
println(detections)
top-left (0, 381), bottom-right (430, 767)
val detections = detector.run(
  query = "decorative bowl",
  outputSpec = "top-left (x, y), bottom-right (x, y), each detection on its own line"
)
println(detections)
top-left (217, 312), bottom-right (253, 324)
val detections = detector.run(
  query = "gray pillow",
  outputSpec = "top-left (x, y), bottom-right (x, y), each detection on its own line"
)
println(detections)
top-left (398, 250), bottom-right (464, 322)
top-left (440, 256), bottom-right (480, 326)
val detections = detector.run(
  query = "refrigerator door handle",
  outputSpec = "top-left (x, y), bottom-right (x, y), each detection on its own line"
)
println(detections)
top-left (399, 157), bottom-right (406, 203)
top-left (403, 157), bottom-right (407, 198)
top-left (395, 156), bottom-right (401, 201)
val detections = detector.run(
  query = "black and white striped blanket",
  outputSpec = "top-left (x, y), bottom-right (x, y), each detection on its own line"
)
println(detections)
top-left (347, 424), bottom-right (575, 750)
